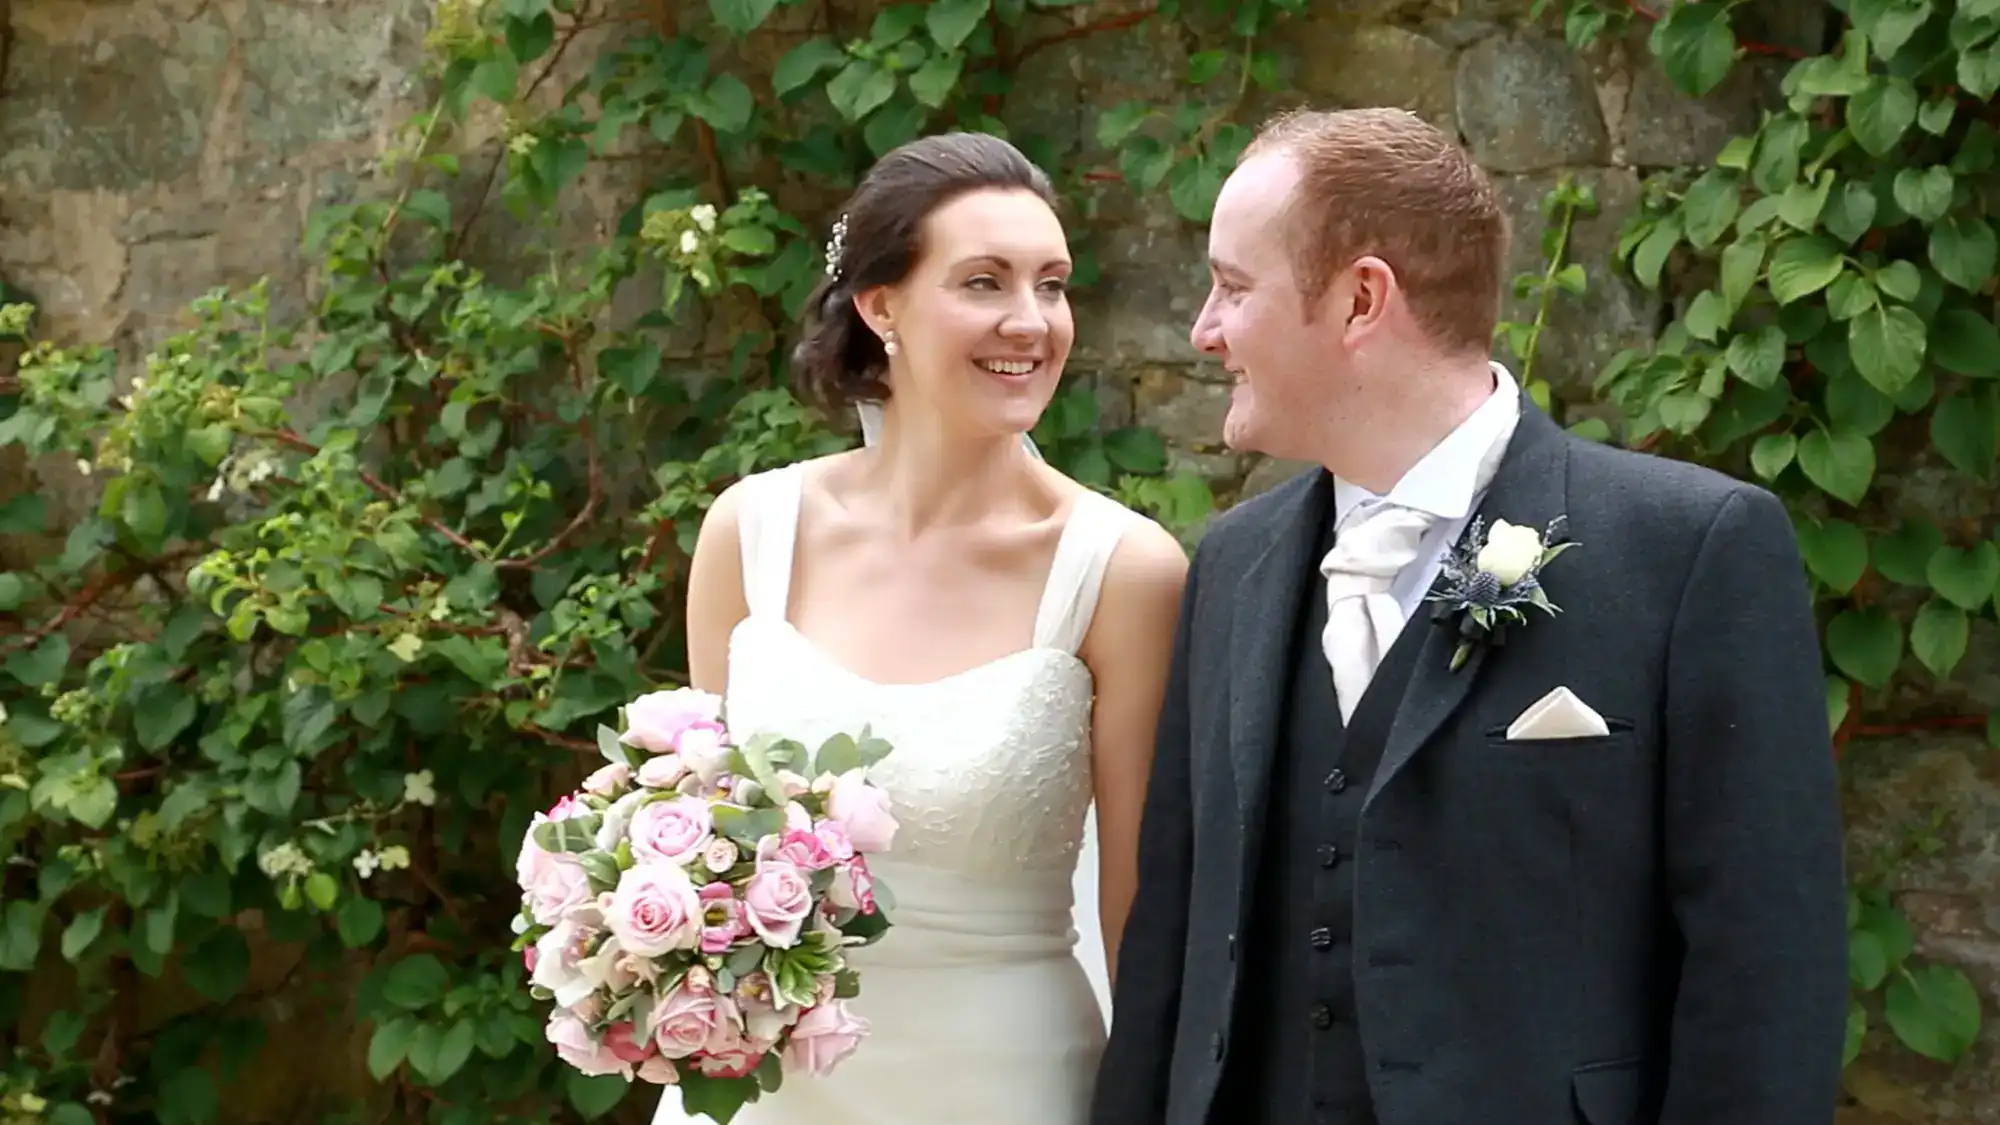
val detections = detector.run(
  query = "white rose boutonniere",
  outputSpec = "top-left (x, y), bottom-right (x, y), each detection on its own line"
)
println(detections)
top-left (1426, 515), bottom-right (1577, 671)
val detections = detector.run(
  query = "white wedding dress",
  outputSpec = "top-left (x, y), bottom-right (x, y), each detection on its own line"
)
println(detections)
top-left (651, 460), bottom-right (1136, 1125)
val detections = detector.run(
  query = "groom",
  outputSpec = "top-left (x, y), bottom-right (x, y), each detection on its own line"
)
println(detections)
top-left (1091, 107), bottom-right (1848, 1125)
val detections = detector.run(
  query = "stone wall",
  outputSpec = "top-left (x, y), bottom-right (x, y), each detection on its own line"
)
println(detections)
top-left (3, 0), bottom-right (1995, 1121)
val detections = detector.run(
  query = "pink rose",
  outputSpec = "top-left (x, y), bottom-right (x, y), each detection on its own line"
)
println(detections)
top-left (741, 859), bottom-right (814, 948)
top-left (520, 851), bottom-right (592, 928)
top-left (825, 773), bottom-right (897, 853)
top-left (769, 827), bottom-right (840, 872)
top-left (637, 755), bottom-right (688, 789)
top-left (733, 971), bottom-right (801, 1042)
top-left (827, 855), bottom-right (877, 916)
top-left (605, 1020), bottom-right (657, 1064)
top-left (651, 980), bottom-right (733, 1059)
top-left (621, 688), bottom-right (724, 755)
top-left (697, 881), bottom-right (751, 953)
top-left (547, 1010), bottom-right (629, 1078)
top-left (607, 863), bottom-right (702, 956)
top-left (780, 1001), bottom-right (868, 1077)
top-left (582, 762), bottom-right (630, 796)
top-left (695, 1046), bottom-right (764, 1079)
top-left (628, 796), bottom-right (712, 866)
top-left (813, 820), bottom-right (856, 863)
top-left (637, 1054), bottom-right (680, 1084)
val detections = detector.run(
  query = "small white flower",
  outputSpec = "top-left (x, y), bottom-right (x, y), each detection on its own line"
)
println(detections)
top-left (378, 844), bottom-right (411, 871)
top-left (690, 204), bottom-right (717, 232)
top-left (0, 701), bottom-right (9, 725)
top-left (75, 459), bottom-right (92, 476)
top-left (1475, 520), bottom-right (1545, 587)
top-left (402, 770), bottom-right (436, 807)
top-left (678, 229), bottom-right (700, 255)
top-left (353, 849), bottom-right (381, 879)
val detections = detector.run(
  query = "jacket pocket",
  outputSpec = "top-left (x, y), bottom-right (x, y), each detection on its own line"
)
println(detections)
top-left (1570, 1058), bottom-right (1644, 1125)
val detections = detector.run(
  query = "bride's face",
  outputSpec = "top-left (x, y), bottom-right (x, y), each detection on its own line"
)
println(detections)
top-left (876, 188), bottom-right (1074, 441)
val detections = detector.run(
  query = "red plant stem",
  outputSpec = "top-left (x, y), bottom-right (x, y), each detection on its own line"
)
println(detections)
top-left (1624, 0), bottom-right (1811, 61)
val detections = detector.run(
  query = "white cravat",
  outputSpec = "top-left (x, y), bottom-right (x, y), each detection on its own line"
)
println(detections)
top-left (1320, 502), bottom-right (1439, 722)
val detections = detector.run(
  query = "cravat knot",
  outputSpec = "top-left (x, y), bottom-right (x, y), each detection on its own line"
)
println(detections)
top-left (1321, 503), bottom-right (1438, 722)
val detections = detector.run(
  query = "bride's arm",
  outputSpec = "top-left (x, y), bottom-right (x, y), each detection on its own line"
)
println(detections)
top-left (682, 481), bottom-right (752, 695)
top-left (1079, 519), bottom-right (1189, 985)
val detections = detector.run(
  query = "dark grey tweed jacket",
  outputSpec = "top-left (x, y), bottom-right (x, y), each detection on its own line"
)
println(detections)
top-left (1091, 395), bottom-right (1848, 1125)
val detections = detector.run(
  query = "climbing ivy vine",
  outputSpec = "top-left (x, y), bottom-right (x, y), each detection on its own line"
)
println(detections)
top-left (1552, 0), bottom-right (1996, 1072)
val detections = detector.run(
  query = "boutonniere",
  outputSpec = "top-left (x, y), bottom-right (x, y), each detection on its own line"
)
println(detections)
top-left (1427, 515), bottom-right (1577, 671)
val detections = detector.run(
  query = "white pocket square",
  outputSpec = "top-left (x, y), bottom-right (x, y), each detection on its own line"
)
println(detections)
top-left (1505, 686), bottom-right (1610, 740)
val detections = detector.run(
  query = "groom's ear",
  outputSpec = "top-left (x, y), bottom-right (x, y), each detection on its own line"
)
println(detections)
top-left (1337, 256), bottom-right (1398, 341)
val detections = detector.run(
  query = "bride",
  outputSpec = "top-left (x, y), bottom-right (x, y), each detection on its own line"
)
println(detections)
top-left (653, 131), bottom-right (1188, 1123)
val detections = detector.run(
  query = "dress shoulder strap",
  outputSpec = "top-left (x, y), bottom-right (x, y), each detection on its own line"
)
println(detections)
top-left (1031, 490), bottom-right (1144, 656)
top-left (735, 463), bottom-right (806, 621)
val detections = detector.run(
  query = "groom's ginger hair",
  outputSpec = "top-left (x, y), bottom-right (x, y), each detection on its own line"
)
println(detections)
top-left (1244, 106), bottom-right (1509, 357)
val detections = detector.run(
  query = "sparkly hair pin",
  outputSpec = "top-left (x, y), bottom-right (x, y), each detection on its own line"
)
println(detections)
top-left (824, 214), bottom-right (848, 280)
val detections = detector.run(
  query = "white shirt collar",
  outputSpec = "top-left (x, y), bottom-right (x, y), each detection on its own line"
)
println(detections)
top-left (1333, 362), bottom-right (1522, 530)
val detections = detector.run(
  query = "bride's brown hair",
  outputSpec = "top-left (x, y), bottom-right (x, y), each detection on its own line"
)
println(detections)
top-left (790, 132), bottom-right (1058, 416)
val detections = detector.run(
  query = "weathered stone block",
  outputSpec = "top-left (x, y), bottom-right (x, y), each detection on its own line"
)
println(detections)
top-left (0, 28), bottom-right (227, 190)
top-left (1456, 32), bottom-right (1610, 173)
top-left (1287, 22), bottom-right (1458, 133)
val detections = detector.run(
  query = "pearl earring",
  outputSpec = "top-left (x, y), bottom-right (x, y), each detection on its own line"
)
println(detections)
top-left (882, 329), bottom-right (899, 357)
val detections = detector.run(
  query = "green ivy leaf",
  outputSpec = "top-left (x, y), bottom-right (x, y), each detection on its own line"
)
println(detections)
top-left (772, 39), bottom-right (848, 98)
top-left (1826, 675), bottom-right (1852, 733)
top-left (567, 1072), bottom-right (631, 1118)
top-left (433, 1019), bottom-right (477, 1083)
top-left (1929, 215), bottom-right (1998, 292)
top-left (1649, 0), bottom-right (1738, 96)
top-left (907, 52), bottom-right (962, 108)
top-left (383, 953), bottom-right (452, 1010)
top-left (1682, 169), bottom-right (1741, 248)
top-left (1926, 542), bottom-right (2000, 610)
top-left (1885, 964), bottom-right (1982, 1062)
top-left (693, 74), bottom-right (755, 134)
top-left (156, 1066), bottom-right (219, 1125)
top-left (1825, 607), bottom-right (1904, 689)
top-left (925, 0), bottom-right (990, 51)
top-left (1725, 325), bottom-right (1786, 388)
top-left (1892, 165), bottom-right (1954, 223)
top-left (1873, 520), bottom-right (1943, 588)
top-left (1720, 231), bottom-right (1767, 310)
top-left (1930, 387), bottom-right (2000, 477)
top-left (1931, 308), bottom-right (2000, 377)
top-left (1848, 303), bottom-right (1927, 395)
top-left (1857, 0), bottom-right (1935, 59)
top-left (709, 0), bottom-right (779, 37)
top-left (1822, 182), bottom-right (1879, 246)
top-left (1749, 432), bottom-right (1797, 480)
top-left (1776, 171), bottom-right (1831, 233)
top-left (1848, 74), bottom-right (1919, 155)
top-left (1795, 518), bottom-right (1869, 593)
top-left (182, 926), bottom-right (251, 1003)
top-left (1797, 426), bottom-right (1876, 505)
top-left (337, 894), bottom-right (385, 948)
top-left (1768, 236), bottom-right (1847, 304)
top-left (1911, 598), bottom-right (1969, 677)
top-left (1167, 155), bottom-right (1224, 223)
top-left (825, 62), bottom-right (896, 123)
top-left (368, 1017), bottom-right (415, 1079)
top-left (60, 906), bottom-right (106, 963)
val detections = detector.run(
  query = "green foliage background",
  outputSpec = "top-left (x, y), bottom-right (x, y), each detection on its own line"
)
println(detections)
top-left (0, 0), bottom-right (1992, 1120)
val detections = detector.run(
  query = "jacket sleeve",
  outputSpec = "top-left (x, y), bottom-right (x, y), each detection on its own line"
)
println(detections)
top-left (1657, 486), bottom-right (1849, 1125)
top-left (1090, 545), bottom-right (1202, 1125)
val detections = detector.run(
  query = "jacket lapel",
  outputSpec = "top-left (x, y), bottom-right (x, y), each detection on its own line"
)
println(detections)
top-left (1363, 396), bottom-right (1573, 813)
top-left (1228, 469), bottom-right (1334, 834)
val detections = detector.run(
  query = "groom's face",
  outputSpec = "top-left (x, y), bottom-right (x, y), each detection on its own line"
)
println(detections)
top-left (1192, 152), bottom-right (1349, 463)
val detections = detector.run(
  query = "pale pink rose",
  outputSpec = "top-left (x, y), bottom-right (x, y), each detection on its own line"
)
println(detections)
top-left (607, 863), bottom-right (702, 956)
top-left (781, 1001), bottom-right (868, 1077)
top-left (546, 794), bottom-right (587, 820)
top-left (605, 1020), bottom-right (657, 1064)
top-left (773, 769), bottom-right (811, 799)
top-left (582, 762), bottom-right (630, 796)
top-left (741, 860), bottom-right (814, 948)
top-left (521, 852), bottom-right (592, 927)
top-left (702, 837), bottom-right (739, 874)
top-left (637, 1054), bottom-right (681, 1084)
top-left (697, 881), bottom-right (751, 953)
top-left (628, 796), bottom-right (712, 866)
top-left (824, 773), bottom-right (897, 853)
top-left (827, 855), bottom-right (877, 916)
top-left (531, 918), bottom-right (605, 1008)
top-left (767, 827), bottom-right (841, 872)
top-left (651, 980), bottom-right (732, 1059)
top-left (621, 688), bottom-right (724, 755)
top-left (782, 800), bottom-right (812, 834)
top-left (547, 1010), bottom-right (630, 1078)
top-left (637, 755), bottom-right (688, 789)
top-left (676, 724), bottom-right (732, 786)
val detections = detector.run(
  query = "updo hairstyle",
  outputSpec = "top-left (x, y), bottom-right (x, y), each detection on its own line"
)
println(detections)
top-left (790, 132), bottom-right (1059, 416)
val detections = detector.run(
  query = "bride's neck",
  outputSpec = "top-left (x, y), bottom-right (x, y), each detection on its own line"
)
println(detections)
top-left (853, 409), bottom-right (1037, 534)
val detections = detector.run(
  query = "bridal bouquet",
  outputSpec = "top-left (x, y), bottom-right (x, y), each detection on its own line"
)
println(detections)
top-left (512, 687), bottom-right (898, 1122)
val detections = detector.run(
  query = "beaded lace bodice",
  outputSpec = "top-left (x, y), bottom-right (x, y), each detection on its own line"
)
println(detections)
top-left (723, 462), bottom-right (1138, 888)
